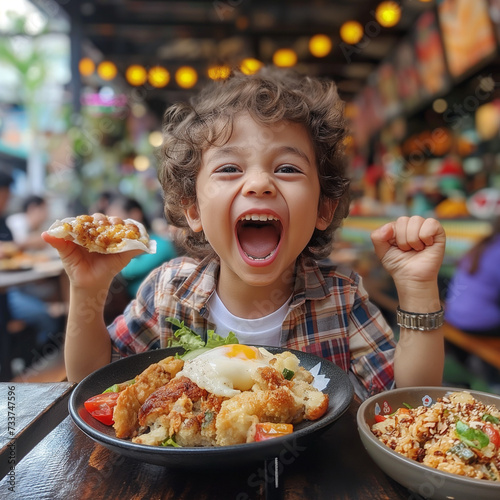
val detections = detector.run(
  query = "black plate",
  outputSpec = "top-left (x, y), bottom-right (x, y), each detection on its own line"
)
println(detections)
top-left (69, 346), bottom-right (353, 468)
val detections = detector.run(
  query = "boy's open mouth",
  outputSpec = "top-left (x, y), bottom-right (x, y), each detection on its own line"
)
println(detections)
top-left (236, 214), bottom-right (282, 261)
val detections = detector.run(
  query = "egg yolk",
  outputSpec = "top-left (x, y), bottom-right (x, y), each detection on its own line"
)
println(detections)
top-left (221, 344), bottom-right (261, 360)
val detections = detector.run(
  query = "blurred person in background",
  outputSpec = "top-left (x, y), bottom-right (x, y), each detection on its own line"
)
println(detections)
top-left (445, 216), bottom-right (500, 336)
top-left (6, 194), bottom-right (50, 251)
top-left (0, 169), bottom-right (14, 243)
top-left (0, 170), bottom-right (60, 353)
top-left (90, 190), bottom-right (117, 215)
top-left (445, 216), bottom-right (500, 390)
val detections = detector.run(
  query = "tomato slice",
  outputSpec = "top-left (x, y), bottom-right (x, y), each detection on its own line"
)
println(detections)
top-left (84, 392), bottom-right (120, 426)
top-left (254, 423), bottom-right (293, 442)
top-left (483, 424), bottom-right (500, 448)
top-left (374, 414), bottom-right (386, 423)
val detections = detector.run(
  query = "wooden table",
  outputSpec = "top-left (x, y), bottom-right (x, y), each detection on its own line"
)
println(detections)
top-left (0, 260), bottom-right (66, 381)
top-left (0, 382), bottom-right (74, 480)
top-left (0, 383), bottom-right (411, 499)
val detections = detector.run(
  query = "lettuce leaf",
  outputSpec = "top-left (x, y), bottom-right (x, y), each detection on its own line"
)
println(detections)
top-left (166, 317), bottom-right (239, 359)
top-left (206, 330), bottom-right (239, 348)
top-left (166, 317), bottom-right (205, 352)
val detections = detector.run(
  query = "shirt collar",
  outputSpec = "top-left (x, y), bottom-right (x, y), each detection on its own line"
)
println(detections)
top-left (173, 254), bottom-right (332, 313)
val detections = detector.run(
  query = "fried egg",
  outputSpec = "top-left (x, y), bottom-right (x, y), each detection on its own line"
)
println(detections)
top-left (178, 344), bottom-right (274, 398)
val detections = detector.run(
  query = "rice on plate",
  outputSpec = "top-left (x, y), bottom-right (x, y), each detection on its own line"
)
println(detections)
top-left (370, 391), bottom-right (500, 481)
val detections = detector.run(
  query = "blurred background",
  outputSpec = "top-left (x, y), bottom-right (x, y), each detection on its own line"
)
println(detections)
top-left (1, 0), bottom-right (500, 389)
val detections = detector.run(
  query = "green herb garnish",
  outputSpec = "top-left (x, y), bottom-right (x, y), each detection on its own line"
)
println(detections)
top-left (282, 368), bottom-right (295, 380)
top-left (103, 378), bottom-right (136, 393)
top-left (482, 414), bottom-right (500, 424)
top-left (455, 420), bottom-right (489, 449)
top-left (161, 437), bottom-right (181, 447)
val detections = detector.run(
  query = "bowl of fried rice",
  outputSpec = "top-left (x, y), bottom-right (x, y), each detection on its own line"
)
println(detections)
top-left (357, 387), bottom-right (500, 500)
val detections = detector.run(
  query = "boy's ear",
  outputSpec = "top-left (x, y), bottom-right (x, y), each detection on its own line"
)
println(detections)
top-left (315, 199), bottom-right (338, 231)
top-left (184, 203), bottom-right (203, 232)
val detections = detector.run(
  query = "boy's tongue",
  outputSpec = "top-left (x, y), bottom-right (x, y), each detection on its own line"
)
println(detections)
top-left (238, 224), bottom-right (280, 258)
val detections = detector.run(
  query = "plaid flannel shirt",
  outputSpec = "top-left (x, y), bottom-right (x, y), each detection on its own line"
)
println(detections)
top-left (108, 255), bottom-right (395, 397)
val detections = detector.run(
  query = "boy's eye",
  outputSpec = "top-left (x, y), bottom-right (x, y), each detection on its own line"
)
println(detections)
top-left (276, 164), bottom-right (301, 174)
top-left (215, 164), bottom-right (240, 174)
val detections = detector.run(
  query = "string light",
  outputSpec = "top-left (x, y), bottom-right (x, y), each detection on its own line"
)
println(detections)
top-left (79, 57), bottom-right (95, 77)
top-left (309, 34), bottom-right (332, 58)
top-left (240, 58), bottom-right (263, 75)
top-left (340, 21), bottom-right (364, 44)
top-left (126, 65), bottom-right (147, 86)
top-left (175, 66), bottom-right (198, 88)
top-left (273, 48), bottom-right (297, 68)
top-left (375, 1), bottom-right (401, 28)
top-left (97, 61), bottom-right (117, 81)
top-left (207, 64), bottom-right (231, 80)
top-left (148, 66), bottom-right (170, 88)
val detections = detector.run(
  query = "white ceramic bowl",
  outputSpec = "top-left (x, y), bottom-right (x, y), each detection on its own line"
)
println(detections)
top-left (357, 387), bottom-right (500, 500)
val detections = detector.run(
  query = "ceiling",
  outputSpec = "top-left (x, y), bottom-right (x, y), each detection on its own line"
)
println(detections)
top-left (57, 0), bottom-right (436, 118)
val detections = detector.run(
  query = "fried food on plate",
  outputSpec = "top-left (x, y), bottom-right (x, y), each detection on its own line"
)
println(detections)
top-left (106, 345), bottom-right (329, 447)
top-left (113, 356), bottom-right (183, 438)
top-left (47, 213), bottom-right (156, 254)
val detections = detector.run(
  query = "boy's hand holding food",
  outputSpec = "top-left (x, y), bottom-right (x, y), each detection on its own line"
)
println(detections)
top-left (41, 213), bottom-right (154, 290)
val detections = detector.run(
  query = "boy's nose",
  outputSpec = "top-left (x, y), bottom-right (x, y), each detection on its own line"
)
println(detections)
top-left (242, 171), bottom-right (276, 196)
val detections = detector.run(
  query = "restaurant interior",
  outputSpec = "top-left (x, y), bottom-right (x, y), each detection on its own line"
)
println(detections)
top-left (1, 0), bottom-right (500, 387)
top-left (2, 1), bottom-right (500, 498)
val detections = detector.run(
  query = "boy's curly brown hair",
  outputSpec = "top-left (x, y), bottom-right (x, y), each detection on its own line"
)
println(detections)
top-left (157, 66), bottom-right (350, 260)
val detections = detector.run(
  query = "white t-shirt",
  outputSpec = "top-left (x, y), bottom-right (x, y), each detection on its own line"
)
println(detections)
top-left (207, 292), bottom-right (291, 347)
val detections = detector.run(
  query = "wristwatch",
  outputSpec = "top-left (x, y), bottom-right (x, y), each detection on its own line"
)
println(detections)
top-left (396, 306), bottom-right (444, 331)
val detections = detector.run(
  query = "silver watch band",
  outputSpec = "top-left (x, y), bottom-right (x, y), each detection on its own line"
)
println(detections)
top-left (396, 306), bottom-right (444, 331)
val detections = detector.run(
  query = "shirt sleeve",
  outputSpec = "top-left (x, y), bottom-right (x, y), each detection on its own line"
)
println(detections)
top-left (348, 276), bottom-right (396, 398)
top-left (107, 268), bottom-right (162, 360)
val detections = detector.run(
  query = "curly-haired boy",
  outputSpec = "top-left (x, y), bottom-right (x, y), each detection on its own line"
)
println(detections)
top-left (44, 68), bottom-right (446, 397)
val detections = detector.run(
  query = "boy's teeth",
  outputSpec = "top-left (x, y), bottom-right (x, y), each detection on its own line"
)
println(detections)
top-left (240, 214), bottom-right (278, 221)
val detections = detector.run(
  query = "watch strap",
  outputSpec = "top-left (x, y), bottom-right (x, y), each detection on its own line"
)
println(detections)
top-left (396, 306), bottom-right (444, 331)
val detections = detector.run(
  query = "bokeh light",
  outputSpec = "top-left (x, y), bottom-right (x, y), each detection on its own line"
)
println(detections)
top-left (79, 57), bottom-right (95, 77)
top-left (375, 2), bottom-right (401, 28)
top-left (175, 66), bottom-right (198, 88)
top-left (148, 66), bottom-right (170, 88)
top-left (207, 64), bottom-right (231, 80)
top-left (126, 65), bottom-right (147, 86)
top-left (240, 58), bottom-right (263, 75)
top-left (148, 131), bottom-right (163, 147)
top-left (273, 48), bottom-right (298, 68)
top-left (134, 155), bottom-right (150, 171)
top-left (309, 34), bottom-right (333, 58)
top-left (97, 61), bottom-right (117, 81)
top-left (340, 21), bottom-right (364, 44)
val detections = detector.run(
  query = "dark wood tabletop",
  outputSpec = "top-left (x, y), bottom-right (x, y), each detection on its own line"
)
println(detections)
top-left (0, 382), bottom-right (411, 500)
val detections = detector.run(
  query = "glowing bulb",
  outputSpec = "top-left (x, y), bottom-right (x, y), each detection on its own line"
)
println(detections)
top-left (273, 48), bottom-right (297, 68)
top-left (97, 61), bottom-right (117, 81)
top-left (175, 66), bottom-right (198, 89)
top-left (207, 65), bottom-right (231, 80)
top-left (240, 58), bottom-right (263, 75)
top-left (126, 65), bottom-right (147, 86)
top-left (309, 34), bottom-right (332, 58)
top-left (148, 66), bottom-right (170, 88)
top-left (340, 21), bottom-right (364, 44)
top-left (79, 58), bottom-right (95, 77)
top-left (375, 2), bottom-right (401, 28)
